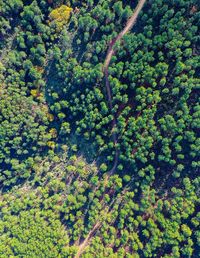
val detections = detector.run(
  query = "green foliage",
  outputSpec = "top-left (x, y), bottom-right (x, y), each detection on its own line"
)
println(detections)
top-left (0, 0), bottom-right (199, 257)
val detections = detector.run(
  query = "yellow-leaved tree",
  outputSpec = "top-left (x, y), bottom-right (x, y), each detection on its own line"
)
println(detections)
top-left (49, 5), bottom-right (72, 31)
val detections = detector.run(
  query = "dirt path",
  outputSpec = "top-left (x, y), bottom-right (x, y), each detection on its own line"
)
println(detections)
top-left (74, 178), bottom-right (133, 258)
top-left (74, 1), bottom-right (146, 257)
top-left (103, 0), bottom-right (147, 102)
top-left (104, 0), bottom-right (146, 175)
top-left (75, 222), bottom-right (101, 258)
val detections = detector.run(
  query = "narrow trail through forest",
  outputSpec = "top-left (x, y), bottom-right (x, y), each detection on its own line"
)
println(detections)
top-left (75, 222), bottom-right (101, 258)
top-left (104, 0), bottom-right (147, 175)
top-left (75, 1), bottom-right (146, 257)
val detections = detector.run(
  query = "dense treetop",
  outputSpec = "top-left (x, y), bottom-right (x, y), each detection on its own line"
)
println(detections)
top-left (0, 0), bottom-right (199, 257)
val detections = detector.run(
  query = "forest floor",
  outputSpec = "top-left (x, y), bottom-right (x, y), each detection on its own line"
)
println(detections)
top-left (75, 0), bottom-right (146, 257)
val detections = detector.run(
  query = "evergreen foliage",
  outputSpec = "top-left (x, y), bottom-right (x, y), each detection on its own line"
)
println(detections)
top-left (0, 0), bottom-right (199, 257)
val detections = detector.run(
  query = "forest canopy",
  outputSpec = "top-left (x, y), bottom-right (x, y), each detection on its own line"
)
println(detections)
top-left (0, 0), bottom-right (199, 257)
